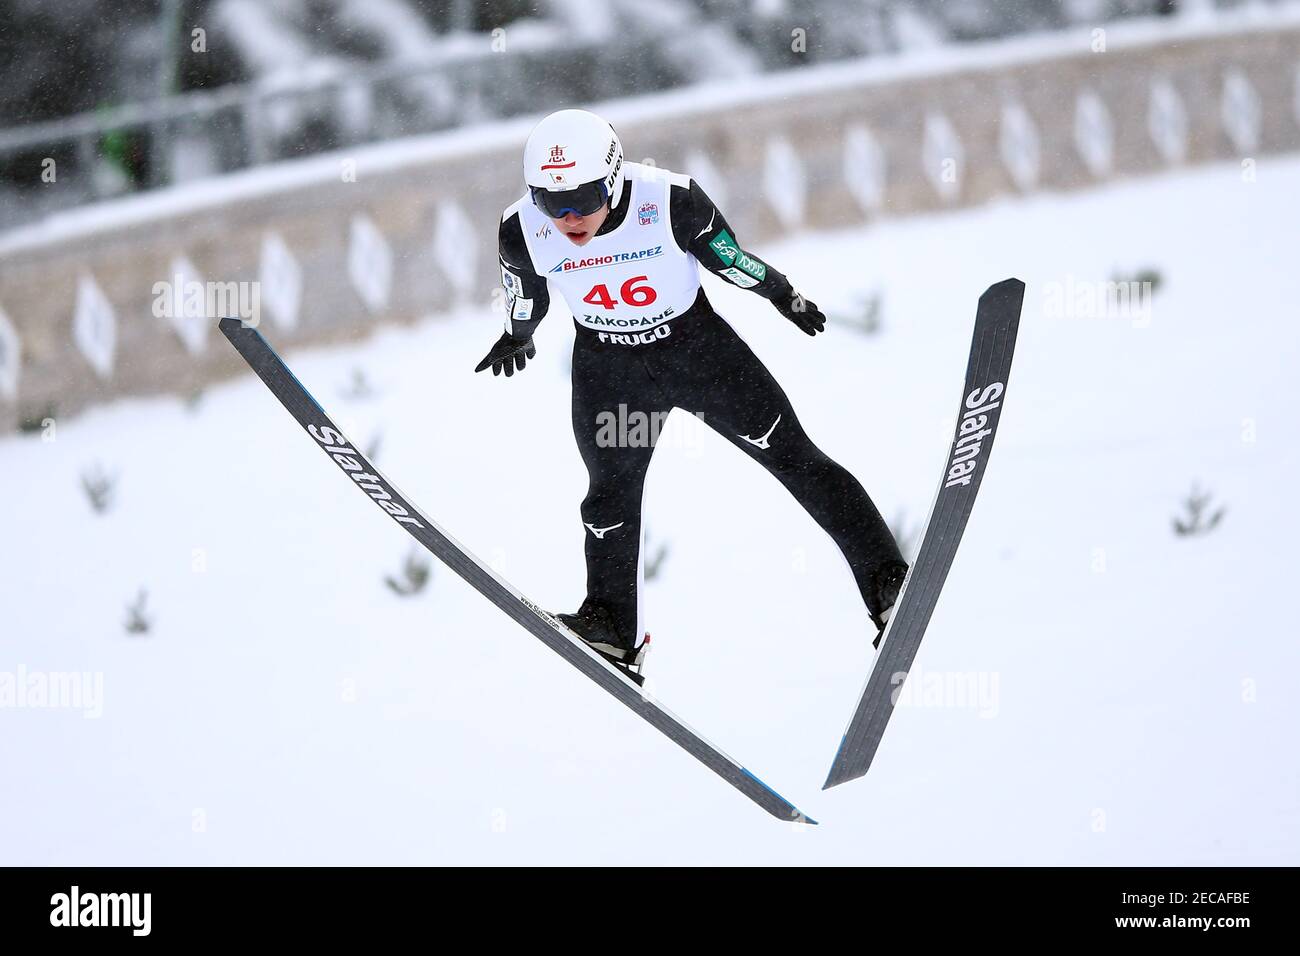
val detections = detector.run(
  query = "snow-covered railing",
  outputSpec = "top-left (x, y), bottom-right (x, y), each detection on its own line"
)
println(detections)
top-left (1, 10), bottom-right (1298, 431)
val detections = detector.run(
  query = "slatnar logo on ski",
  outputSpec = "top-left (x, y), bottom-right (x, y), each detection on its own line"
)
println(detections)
top-left (308, 424), bottom-right (424, 528)
top-left (944, 383), bottom-right (1004, 488)
top-left (550, 245), bottom-right (663, 274)
top-left (520, 595), bottom-right (565, 633)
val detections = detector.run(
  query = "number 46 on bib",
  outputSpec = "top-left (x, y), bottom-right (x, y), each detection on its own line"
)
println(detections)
top-left (582, 275), bottom-right (657, 310)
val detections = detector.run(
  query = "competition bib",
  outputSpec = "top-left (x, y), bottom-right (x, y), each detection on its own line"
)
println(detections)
top-left (516, 164), bottom-right (700, 340)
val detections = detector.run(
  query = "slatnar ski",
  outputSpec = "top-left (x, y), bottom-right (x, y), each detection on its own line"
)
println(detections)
top-left (824, 278), bottom-right (1025, 790)
top-left (220, 317), bottom-right (815, 824)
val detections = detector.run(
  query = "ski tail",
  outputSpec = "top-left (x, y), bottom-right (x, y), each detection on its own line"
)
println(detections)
top-left (823, 278), bottom-right (1025, 790)
top-left (218, 317), bottom-right (816, 824)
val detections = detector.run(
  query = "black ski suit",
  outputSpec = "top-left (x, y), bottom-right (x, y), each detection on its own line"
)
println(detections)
top-left (492, 175), bottom-right (903, 646)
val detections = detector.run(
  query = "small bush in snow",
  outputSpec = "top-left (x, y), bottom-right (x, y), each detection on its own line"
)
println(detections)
top-left (125, 589), bottom-right (151, 635)
top-left (1110, 266), bottom-right (1163, 295)
top-left (19, 403), bottom-right (58, 433)
top-left (341, 367), bottom-right (375, 400)
top-left (644, 530), bottom-right (670, 582)
top-left (385, 548), bottom-right (431, 596)
top-left (81, 463), bottom-right (117, 514)
top-left (830, 291), bottom-right (883, 335)
top-left (1173, 484), bottom-right (1226, 537)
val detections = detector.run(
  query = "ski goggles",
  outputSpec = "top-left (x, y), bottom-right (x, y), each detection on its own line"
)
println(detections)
top-left (531, 180), bottom-right (609, 219)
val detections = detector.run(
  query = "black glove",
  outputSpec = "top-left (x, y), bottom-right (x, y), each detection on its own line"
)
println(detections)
top-left (474, 332), bottom-right (536, 377)
top-left (772, 291), bottom-right (826, 336)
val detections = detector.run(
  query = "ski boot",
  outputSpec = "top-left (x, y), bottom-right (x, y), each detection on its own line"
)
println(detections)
top-left (868, 560), bottom-right (909, 649)
top-left (556, 600), bottom-right (651, 686)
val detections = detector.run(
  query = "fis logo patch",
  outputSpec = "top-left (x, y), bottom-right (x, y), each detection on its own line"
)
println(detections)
top-left (637, 201), bottom-right (659, 225)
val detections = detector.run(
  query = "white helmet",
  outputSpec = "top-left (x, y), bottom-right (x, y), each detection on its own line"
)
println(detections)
top-left (523, 109), bottom-right (626, 215)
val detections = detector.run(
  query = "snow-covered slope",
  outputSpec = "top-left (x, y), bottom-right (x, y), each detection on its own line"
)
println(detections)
top-left (2, 156), bottom-right (1296, 864)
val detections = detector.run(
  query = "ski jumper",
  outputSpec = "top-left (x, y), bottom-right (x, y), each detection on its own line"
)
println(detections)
top-left (498, 163), bottom-right (903, 644)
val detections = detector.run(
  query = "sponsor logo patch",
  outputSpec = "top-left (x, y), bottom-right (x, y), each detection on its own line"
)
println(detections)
top-left (709, 229), bottom-right (739, 264)
top-left (719, 267), bottom-right (759, 288)
top-left (734, 250), bottom-right (766, 280)
top-left (597, 325), bottom-right (672, 346)
top-left (637, 201), bottom-right (659, 225)
top-left (500, 265), bottom-right (523, 295)
top-left (550, 245), bottom-right (663, 274)
top-left (709, 229), bottom-right (766, 281)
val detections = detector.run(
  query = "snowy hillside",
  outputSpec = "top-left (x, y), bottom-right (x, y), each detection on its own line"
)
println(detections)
top-left (2, 155), bottom-right (1297, 864)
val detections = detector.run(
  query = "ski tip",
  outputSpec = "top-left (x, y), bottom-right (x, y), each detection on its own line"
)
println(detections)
top-left (981, 277), bottom-right (1026, 300)
top-left (219, 315), bottom-right (275, 341)
top-left (740, 768), bottom-right (818, 825)
top-left (821, 763), bottom-right (864, 792)
top-left (821, 735), bottom-right (850, 791)
top-left (784, 806), bottom-right (819, 826)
